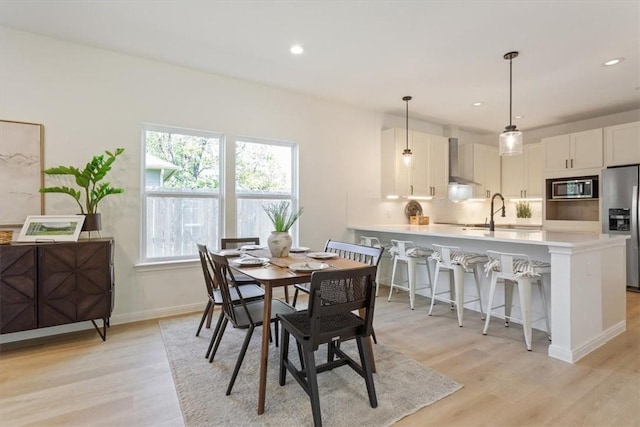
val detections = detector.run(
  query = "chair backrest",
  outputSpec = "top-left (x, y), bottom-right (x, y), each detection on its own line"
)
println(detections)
top-left (324, 240), bottom-right (384, 268)
top-left (431, 244), bottom-right (463, 266)
top-left (359, 236), bottom-right (382, 248)
top-left (486, 250), bottom-right (535, 278)
top-left (209, 252), bottom-right (256, 326)
top-left (307, 266), bottom-right (377, 350)
top-left (197, 243), bottom-right (218, 297)
top-left (390, 239), bottom-right (417, 258)
top-left (221, 237), bottom-right (260, 249)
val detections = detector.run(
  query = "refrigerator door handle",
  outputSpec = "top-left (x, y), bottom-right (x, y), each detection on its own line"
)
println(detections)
top-left (633, 185), bottom-right (639, 250)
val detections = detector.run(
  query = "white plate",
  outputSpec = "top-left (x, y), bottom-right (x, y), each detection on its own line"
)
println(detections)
top-left (307, 252), bottom-right (339, 259)
top-left (233, 257), bottom-right (269, 267)
top-left (289, 246), bottom-right (310, 253)
top-left (218, 249), bottom-right (242, 257)
top-left (288, 262), bottom-right (330, 272)
top-left (240, 244), bottom-right (263, 250)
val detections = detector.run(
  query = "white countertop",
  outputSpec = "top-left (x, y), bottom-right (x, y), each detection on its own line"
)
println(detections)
top-left (349, 224), bottom-right (628, 248)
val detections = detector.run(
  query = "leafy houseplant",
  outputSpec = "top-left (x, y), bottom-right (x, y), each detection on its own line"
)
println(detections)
top-left (516, 201), bottom-right (532, 218)
top-left (263, 201), bottom-right (303, 257)
top-left (40, 148), bottom-right (125, 230)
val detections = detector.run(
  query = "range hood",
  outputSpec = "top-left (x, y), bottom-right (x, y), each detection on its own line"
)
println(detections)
top-left (448, 138), bottom-right (478, 201)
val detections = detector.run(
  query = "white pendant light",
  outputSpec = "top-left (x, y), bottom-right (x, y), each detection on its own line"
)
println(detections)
top-left (499, 51), bottom-right (523, 156)
top-left (402, 95), bottom-right (413, 166)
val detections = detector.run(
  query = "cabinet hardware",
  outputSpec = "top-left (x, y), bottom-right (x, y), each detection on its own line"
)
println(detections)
top-left (524, 190), bottom-right (527, 198)
top-left (571, 159), bottom-right (574, 168)
top-left (565, 159), bottom-right (568, 169)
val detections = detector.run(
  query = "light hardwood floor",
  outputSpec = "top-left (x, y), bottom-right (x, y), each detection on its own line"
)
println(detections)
top-left (1, 288), bottom-right (638, 426)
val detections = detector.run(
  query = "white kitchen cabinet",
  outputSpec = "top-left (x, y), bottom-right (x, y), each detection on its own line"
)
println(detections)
top-left (460, 143), bottom-right (500, 198)
top-left (604, 121), bottom-right (640, 166)
top-left (380, 128), bottom-right (448, 198)
top-left (542, 128), bottom-right (603, 173)
top-left (501, 143), bottom-right (542, 198)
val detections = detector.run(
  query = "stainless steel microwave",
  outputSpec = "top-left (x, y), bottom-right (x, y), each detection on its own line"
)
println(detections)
top-left (552, 178), bottom-right (597, 199)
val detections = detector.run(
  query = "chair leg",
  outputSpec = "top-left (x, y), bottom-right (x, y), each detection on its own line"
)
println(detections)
top-left (518, 278), bottom-right (533, 351)
top-left (428, 263), bottom-right (441, 316)
top-left (408, 257), bottom-right (417, 310)
top-left (472, 265), bottom-right (485, 320)
top-left (209, 318), bottom-right (228, 363)
top-left (205, 310), bottom-right (225, 359)
top-left (371, 328), bottom-right (378, 344)
top-left (292, 288), bottom-right (299, 307)
top-left (504, 279), bottom-right (514, 326)
top-left (227, 326), bottom-right (255, 395)
top-left (483, 273), bottom-right (499, 335)
top-left (274, 321), bottom-right (279, 347)
top-left (388, 257), bottom-right (398, 301)
top-left (279, 327), bottom-right (290, 386)
top-left (302, 347), bottom-right (322, 427)
top-left (356, 336), bottom-right (378, 408)
top-left (453, 265), bottom-right (465, 327)
top-left (196, 300), bottom-right (213, 337)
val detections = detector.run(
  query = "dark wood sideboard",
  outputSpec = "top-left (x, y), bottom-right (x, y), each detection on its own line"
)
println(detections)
top-left (0, 238), bottom-right (114, 340)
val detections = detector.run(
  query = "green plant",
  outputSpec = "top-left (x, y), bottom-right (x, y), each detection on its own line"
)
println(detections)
top-left (263, 201), bottom-right (303, 232)
top-left (40, 148), bottom-right (125, 214)
top-left (516, 201), bottom-right (532, 218)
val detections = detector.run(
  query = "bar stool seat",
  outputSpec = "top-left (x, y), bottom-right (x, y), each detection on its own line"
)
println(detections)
top-left (387, 240), bottom-right (433, 310)
top-left (482, 250), bottom-right (551, 351)
top-left (428, 244), bottom-right (486, 326)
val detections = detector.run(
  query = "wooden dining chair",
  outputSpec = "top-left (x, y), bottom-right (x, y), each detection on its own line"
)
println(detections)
top-left (277, 266), bottom-right (378, 427)
top-left (221, 237), bottom-right (260, 250)
top-left (208, 252), bottom-right (296, 395)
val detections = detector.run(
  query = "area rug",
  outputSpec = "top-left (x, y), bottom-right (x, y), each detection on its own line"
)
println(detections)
top-left (159, 314), bottom-right (462, 426)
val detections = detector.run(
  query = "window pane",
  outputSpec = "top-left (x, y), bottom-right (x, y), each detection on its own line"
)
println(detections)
top-left (236, 141), bottom-right (291, 194)
top-left (237, 198), bottom-right (292, 245)
top-left (145, 196), bottom-right (219, 259)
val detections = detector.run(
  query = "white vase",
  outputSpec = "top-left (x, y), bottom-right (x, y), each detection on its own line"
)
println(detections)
top-left (267, 231), bottom-right (292, 257)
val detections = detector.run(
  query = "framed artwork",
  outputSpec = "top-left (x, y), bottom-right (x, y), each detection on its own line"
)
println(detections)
top-left (17, 215), bottom-right (85, 242)
top-left (0, 120), bottom-right (44, 226)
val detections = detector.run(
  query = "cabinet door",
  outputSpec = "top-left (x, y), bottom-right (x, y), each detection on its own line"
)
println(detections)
top-left (411, 131), bottom-right (431, 195)
top-left (38, 240), bottom-right (113, 327)
top-left (524, 143), bottom-right (542, 198)
top-left (571, 128), bottom-right (602, 169)
top-left (501, 153), bottom-right (525, 198)
top-left (482, 146), bottom-right (501, 197)
top-left (604, 122), bottom-right (640, 166)
top-left (0, 245), bottom-right (37, 333)
top-left (428, 135), bottom-right (449, 197)
top-left (542, 134), bottom-right (571, 172)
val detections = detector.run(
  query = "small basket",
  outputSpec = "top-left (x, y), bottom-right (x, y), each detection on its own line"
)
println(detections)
top-left (0, 229), bottom-right (13, 245)
top-left (409, 215), bottom-right (430, 225)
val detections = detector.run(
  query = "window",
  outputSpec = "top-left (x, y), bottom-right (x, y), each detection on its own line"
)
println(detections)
top-left (142, 124), bottom-right (222, 262)
top-left (235, 138), bottom-right (298, 245)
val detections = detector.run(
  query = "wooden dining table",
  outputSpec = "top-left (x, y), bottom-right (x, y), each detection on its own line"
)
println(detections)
top-left (230, 250), bottom-right (374, 415)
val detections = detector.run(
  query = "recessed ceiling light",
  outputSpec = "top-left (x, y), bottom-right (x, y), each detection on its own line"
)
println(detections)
top-left (514, 115), bottom-right (525, 119)
top-left (472, 102), bottom-right (483, 107)
top-left (603, 57), bottom-right (625, 66)
top-left (290, 45), bottom-right (304, 55)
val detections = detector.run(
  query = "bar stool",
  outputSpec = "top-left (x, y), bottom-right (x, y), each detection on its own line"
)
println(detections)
top-left (428, 244), bottom-right (486, 326)
top-left (387, 240), bottom-right (432, 310)
top-left (482, 250), bottom-right (551, 351)
top-left (359, 236), bottom-right (389, 297)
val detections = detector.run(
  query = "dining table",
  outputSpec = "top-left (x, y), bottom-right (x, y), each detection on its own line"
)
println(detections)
top-left (229, 249), bottom-right (375, 415)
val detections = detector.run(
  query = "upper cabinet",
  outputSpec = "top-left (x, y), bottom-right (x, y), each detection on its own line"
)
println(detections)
top-left (542, 128), bottom-right (603, 174)
top-left (604, 121), bottom-right (640, 166)
top-left (459, 143), bottom-right (500, 198)
top-left (501, 143), bottom-right (542, 198)
top-left (380, 128), bottom-right (448, 198)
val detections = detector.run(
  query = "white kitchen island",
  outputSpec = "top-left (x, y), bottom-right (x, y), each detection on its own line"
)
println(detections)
top-left (348, 224), bottom-right (628, 363)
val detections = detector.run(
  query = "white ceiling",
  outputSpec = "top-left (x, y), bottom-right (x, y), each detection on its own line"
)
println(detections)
top-left (1, 0), bottom-right (639, 134)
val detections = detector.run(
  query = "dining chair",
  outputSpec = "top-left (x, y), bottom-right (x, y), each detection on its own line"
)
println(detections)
top-left (220, 237), bottom-right (263, 285)
top-left (195, 244), bottom-right (264, 345)
top-left (277, 266), bottom-right (378, 427)
top-left (208, 252), bottom-right (296, 395)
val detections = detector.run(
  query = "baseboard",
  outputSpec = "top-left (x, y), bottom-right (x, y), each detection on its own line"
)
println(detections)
top-left (548, 320), bottom-right (627, 363)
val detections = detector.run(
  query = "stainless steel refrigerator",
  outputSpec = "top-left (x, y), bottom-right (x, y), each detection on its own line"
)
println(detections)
top-left (602, 165), bottom-right (640, 291)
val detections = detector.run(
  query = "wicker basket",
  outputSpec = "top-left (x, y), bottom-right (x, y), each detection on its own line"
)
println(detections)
top-left (0, 229), bottom-right (13, 245)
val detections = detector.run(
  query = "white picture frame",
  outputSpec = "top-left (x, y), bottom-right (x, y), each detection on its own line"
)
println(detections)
top-left (17, 215), bottom-right (85, 242)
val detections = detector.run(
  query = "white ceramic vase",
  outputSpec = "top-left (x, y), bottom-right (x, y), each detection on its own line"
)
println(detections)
top-left (267, 231), bottom-right (292, 257)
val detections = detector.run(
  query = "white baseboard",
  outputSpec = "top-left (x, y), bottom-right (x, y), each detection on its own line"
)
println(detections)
top-left (548, 320), bottom-right (627, 363)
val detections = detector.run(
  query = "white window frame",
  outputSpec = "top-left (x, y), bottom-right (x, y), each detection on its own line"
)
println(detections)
top-left (140, 123), bottom-right (224, 263)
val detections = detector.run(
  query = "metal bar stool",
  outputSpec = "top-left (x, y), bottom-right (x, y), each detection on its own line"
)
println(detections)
top-left (428, 244), bottom-right (486, 326)
top-left (482, 250), bottom-right (551, 350)
top-left (387, 240), bottom-right (433, 310)
top-left (359, 236), bottom-right (390, 297)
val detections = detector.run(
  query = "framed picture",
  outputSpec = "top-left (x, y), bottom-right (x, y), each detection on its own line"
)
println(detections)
top-left (0, 120), bottom-right (44, 226)
top-left (17, 215), bottom-right (85, 242)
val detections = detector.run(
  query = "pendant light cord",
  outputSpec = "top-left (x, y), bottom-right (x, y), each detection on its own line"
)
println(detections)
top-left (509, 56), bottom-right (513, 129)
top-left (405, 99), bottom-right (409, 149)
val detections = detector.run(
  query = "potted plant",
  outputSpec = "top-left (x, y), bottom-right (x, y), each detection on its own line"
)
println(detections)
top-left (516, 201), bottom-right (532, 223)
top-left (40, 148), bottom-right (125, 231)
top-left (263, 201), bottom-right (303, 257)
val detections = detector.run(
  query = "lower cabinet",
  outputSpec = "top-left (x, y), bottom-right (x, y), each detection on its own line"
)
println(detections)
top-left (0, 239), bottom-right (114, 339)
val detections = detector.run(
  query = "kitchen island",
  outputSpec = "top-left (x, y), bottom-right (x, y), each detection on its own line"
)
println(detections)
top-left (348, 224), bottom-right (628, 363)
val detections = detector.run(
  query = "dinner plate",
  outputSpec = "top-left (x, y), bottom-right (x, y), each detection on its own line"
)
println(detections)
top-left (288, 262), bottom-right (330, 272)
top-left (218, 249), bottom-right (242, 257)
top-left (289, 246), bottom-right (310, 253)
top-left (240, 244), bottom-right (263, 250)
top-left (232, 257), bottom-right (269, 267)
top-left (307, 252), bottom-right (339, 259)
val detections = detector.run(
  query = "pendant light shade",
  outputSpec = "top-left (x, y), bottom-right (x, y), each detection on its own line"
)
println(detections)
top-left (499, 51), bottom-right (523, 156)
top-left (402, 96), bottom-right (413, 166)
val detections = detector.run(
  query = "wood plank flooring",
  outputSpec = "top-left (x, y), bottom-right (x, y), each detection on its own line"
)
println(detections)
top-left (1, 288), bottom-right (638, 426)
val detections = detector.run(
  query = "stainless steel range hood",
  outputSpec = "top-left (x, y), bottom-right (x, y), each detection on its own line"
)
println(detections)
top-left (448, 138), bottom-right (479, 185)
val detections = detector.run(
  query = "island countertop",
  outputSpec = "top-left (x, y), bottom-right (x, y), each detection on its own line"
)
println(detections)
top-left (349, 224), bottom-right (628, 248)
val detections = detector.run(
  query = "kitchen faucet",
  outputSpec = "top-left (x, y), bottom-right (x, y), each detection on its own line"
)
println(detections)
top-left (489, 193), bottom-right (506, 232)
